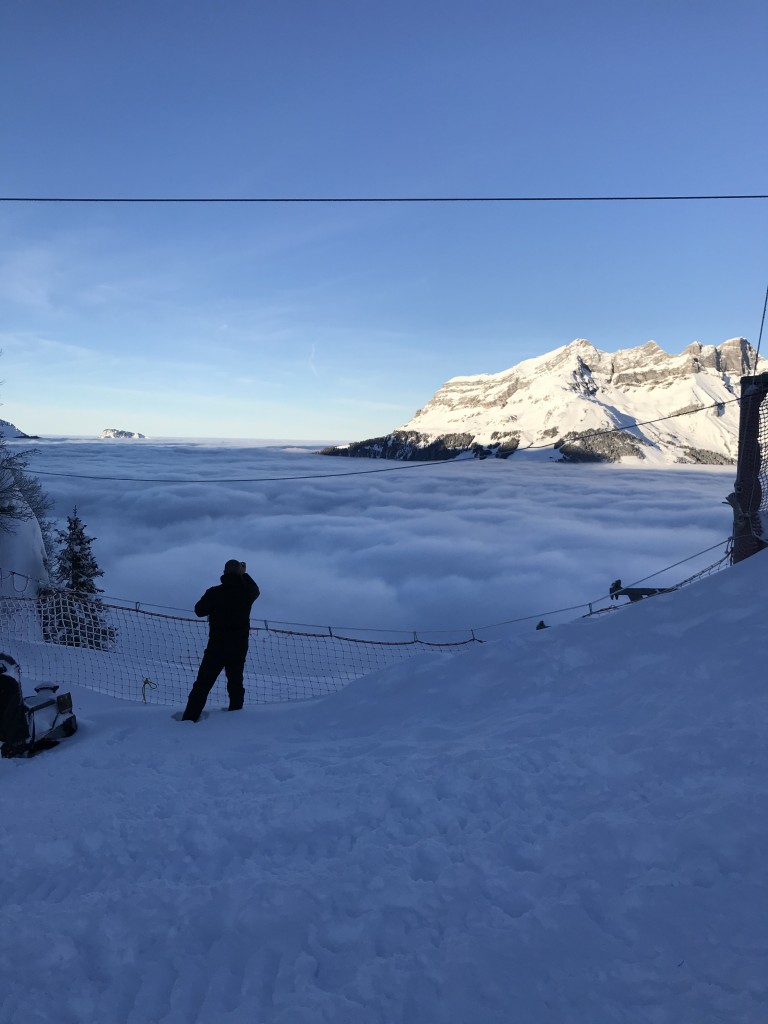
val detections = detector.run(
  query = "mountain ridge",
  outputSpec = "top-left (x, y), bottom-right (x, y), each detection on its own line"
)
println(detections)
top-left (0, 418), bottom-right (32, 440)
top-left (321, 337), bottom-right (764, 464)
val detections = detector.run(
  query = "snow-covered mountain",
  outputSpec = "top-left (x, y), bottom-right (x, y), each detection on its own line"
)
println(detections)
top-left (0, 418), bottom-right (32, 439)
top-left (99, 428), bottom-right (146, 439)
top-left (323, 337), bottom-right (765, 464)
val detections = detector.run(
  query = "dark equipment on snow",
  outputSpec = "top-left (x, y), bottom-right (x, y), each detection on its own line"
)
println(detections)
top-left (0, 653), bottom-right (77, 758)
top-left (609, 579), bottom-right (675, 603)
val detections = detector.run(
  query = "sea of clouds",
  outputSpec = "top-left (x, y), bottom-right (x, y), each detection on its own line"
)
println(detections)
top-left (21, 438), bottom-right (735, 638)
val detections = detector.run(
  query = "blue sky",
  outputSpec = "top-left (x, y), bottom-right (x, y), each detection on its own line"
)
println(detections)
top-left (1, 0), bottom-right (766, 439)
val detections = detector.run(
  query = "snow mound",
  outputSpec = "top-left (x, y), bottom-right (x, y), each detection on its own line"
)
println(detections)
top-left (1, 552), bottom-right (767, 1022)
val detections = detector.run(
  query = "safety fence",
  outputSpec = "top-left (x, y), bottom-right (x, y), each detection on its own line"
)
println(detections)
top-left (0, 592), bottom-right (480, 708)
top-left (0, 530), bottom-right (734, 709)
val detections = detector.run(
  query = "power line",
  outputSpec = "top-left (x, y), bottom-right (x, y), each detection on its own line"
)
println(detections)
top-left (30, 457), bottom-right (462, 484)
top-left (2, 193), bottom-right (768, 204)
top-left (29, 395), bottom-right (741, 484)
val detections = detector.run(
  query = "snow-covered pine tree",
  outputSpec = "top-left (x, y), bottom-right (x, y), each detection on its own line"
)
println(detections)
top-left (52, 507), bottom-right (104, 594)
top-left (40, 508), bottom-right (116, 650)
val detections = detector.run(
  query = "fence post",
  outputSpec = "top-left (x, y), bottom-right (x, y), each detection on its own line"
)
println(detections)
top-left (732, 373), bottom-right (768, 563)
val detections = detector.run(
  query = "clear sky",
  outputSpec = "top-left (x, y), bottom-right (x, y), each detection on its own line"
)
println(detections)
top-left (1, 0), bottom-right (766, 439)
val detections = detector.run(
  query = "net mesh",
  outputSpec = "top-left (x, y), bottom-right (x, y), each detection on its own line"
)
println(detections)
top-left (754, 389), bottom-right (768, 521)
top-left (0, 591), bottom-right (479, 707)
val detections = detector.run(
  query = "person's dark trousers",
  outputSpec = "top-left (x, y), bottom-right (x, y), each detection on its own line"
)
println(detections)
top-left (182, 638), bottom-right (248, 721)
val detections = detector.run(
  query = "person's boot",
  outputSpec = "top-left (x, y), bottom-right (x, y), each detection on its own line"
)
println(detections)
top-left (181, 699), bottom-right (201, 722)
top-left (227, 686), bottom-right (244, 712)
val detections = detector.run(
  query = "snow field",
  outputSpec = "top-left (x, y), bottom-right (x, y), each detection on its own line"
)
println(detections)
top-left (2, 551), bottom-right (768, 1022)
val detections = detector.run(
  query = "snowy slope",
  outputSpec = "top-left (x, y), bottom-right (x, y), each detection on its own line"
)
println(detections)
top-left (0, 507), bottom-right (48, 595)
top-left (326, 337), bottom-right (767, 464)
top-left (0, 418), bottom-right (31, 439)
top-left (1, 551), bottom-right (767, 1023)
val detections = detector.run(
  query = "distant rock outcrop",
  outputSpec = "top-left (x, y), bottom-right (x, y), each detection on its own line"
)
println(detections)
top-left (321, 337), bottom-right (763, 465)
top-left (0, 418), bottom-right (32, 439)
top-left (99, 428), bottom-right (146, 440)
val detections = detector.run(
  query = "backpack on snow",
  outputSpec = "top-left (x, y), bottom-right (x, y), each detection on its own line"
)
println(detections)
top-left (0, 653), bottom-right (78, 759)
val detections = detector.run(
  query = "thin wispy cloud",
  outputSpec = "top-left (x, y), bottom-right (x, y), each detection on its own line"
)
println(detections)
top-left (308, 342), bottom-right (318, 376)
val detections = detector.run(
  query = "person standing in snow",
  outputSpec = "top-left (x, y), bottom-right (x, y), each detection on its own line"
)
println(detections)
top-left (182, 560), bottom-right (260, 722)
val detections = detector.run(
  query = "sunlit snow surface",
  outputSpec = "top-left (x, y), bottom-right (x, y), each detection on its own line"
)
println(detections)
top-left (2, 548), bottom-right (767, 1023)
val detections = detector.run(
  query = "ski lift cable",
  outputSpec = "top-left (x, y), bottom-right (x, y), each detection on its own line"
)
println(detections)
top-left (28, 396), bottom-right (743, 485)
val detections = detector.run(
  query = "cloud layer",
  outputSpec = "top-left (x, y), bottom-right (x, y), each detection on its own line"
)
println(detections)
top-left (24, 440), bottom-right (735, 638)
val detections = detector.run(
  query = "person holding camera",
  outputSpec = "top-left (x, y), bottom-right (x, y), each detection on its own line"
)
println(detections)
top-left (182, 559), bottom-right (260, 722)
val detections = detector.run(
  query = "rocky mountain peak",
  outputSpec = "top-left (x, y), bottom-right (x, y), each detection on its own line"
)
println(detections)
top-left (99, 428), bottom-right (146, 440)
top-left (717, 337), bottom-right (753, 374)
top-left (321, 337), bottom-right (766, 465)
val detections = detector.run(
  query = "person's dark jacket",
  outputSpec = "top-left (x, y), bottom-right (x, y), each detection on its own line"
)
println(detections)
top-left (195, 572), bottom-right (260, 643)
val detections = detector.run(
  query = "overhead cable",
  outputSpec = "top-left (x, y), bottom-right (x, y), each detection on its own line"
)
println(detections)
top-left (30, 457), bottom-right (459, 484)
top-left (519, 395), bottom-right (740, 451)
top-left (2, 193), bottom-right (768, 204)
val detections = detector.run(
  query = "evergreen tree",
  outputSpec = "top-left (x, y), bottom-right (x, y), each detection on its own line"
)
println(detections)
top-left (52, 507), bottom-right (104, 594)
top-left (40, 508), bottom-right (115, 651)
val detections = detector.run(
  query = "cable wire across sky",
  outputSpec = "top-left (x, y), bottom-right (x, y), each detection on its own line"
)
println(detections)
top-left (2, 193), bottom-right (768, 204)
top-left (27, 395), bottom-right (743, 485)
